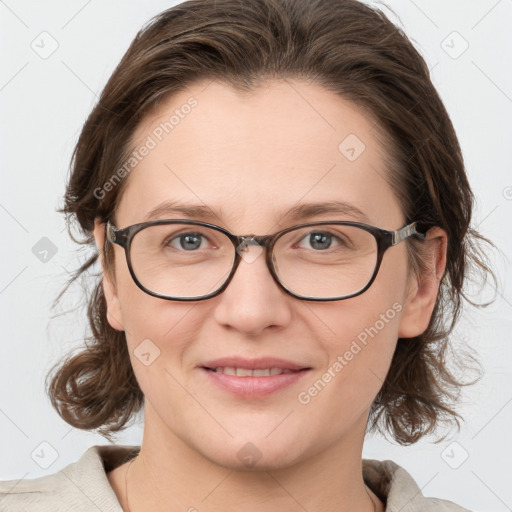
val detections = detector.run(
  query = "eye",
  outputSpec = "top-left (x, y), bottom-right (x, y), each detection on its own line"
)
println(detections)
top-left (165, 231), bottom-right (210, 251)
top-left (297, 230), bottom-right (346, 251)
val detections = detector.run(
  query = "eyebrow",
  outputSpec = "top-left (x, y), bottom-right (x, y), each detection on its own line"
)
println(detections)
top-left (143, 200), bottom-right (371, 224)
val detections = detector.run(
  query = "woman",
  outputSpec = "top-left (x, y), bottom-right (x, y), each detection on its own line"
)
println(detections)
top-left (0, 0), bottom-right (495, 510)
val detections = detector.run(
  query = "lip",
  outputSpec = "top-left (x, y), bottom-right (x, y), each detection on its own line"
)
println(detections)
top-left (199, 357), bottom-right (312, 399)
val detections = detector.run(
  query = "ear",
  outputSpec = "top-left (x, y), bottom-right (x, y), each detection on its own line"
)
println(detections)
top-left (397, 227), bottom-right (447, 338)
top-left (93, 219), bottom-right (125, 332)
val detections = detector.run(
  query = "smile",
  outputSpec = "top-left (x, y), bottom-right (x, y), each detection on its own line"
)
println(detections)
top-left (205, 367), bottom-right (296, 376)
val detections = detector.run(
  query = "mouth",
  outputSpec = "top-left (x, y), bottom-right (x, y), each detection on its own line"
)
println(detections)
top-left (201, 356), bottom-right (310, 374)
top-left (199, 357), bottom-right (312, 398)
top-left (202, 367), bottom-right (299, 376)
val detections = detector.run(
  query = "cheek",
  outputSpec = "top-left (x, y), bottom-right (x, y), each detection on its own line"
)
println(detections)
top-left (314, 294), bottom-right (402, 382)
top-left (296, 249), bottom-right (409, 425)
top-left (118, 297), bottom-right (204, 423)
top-left (341, 248), bottom-right (409, 375)
top-left (120, 294), bottom-right (199, 362)
top-left (113, 262), bottom-right (201, 376)
top-left (294, 300), bottom-right (402, 443)
top-left (113, 252), bottom-right (190, 341)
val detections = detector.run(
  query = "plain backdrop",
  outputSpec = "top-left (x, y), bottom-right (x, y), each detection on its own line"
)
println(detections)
top-left (1, 1), bottom-right (511, 511)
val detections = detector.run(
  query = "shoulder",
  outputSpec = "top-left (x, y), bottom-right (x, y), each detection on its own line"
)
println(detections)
top-left (0, 444), bottom-right (139, 512)
top-left (363, 458), bottom-right (471, 511)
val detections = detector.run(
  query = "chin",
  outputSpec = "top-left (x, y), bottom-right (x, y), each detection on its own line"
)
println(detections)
top-left (190, 432), bottom-right (309, 472)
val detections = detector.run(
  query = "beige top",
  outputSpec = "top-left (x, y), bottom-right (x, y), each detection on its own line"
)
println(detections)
top-left (0, 444), bottom-right (470, 511)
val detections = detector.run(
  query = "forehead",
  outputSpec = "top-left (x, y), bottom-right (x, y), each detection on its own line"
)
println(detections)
top-left (116, 79), bottom-right (402, 231)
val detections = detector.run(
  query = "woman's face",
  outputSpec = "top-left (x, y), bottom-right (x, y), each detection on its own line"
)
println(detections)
top-left (95, 79), bottom-right (439, 470)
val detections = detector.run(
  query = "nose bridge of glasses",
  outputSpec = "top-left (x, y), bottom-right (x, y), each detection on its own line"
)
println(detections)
top-left (236, 234), bottom-right (271, 252)
top-left (232, 234), bottom-right (276, 275)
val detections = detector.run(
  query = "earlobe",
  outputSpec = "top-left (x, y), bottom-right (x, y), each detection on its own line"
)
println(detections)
top-left (397, 227), bottom-right (448, 339)
top-left (92, 219), bottom-right (125, 332)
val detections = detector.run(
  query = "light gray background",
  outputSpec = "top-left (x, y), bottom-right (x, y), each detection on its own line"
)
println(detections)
top-left (1, 1), bottom-right (511, 511)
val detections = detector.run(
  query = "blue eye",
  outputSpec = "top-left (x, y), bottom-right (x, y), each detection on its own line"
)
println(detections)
top-left (297, 231), bottom-right (346, 251)
top-left (163, 232), bottom-right (208, 251)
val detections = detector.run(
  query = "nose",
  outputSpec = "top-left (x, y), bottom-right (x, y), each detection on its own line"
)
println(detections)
top-left (212, 244), bottom-right (293, 337)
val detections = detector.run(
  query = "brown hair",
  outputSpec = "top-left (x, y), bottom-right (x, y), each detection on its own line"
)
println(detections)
top-left (46, 0), bottom-right (496, 444)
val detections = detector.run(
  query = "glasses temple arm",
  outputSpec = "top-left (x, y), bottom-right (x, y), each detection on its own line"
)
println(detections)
top-left (392, 221), bottom-right (427, 245)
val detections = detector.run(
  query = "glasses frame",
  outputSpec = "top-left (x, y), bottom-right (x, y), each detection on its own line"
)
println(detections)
top-left (105, 219), bottom-right (427, 302)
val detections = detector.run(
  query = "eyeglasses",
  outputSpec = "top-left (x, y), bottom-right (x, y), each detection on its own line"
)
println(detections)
top-left (105, 219), bottom-right (427, 302)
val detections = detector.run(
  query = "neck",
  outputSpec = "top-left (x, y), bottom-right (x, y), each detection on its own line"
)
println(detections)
top-left (122, 408), bottom-right (382, 512)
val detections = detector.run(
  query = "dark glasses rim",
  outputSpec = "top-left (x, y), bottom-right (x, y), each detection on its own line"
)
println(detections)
top-left (105, 218), bottom-right (428, 302)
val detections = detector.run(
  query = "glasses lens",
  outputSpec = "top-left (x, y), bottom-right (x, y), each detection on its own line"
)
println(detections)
top-left (272, 224), bottom-right (378, 299)
top-left (129, 223), bottom-right (235, 299)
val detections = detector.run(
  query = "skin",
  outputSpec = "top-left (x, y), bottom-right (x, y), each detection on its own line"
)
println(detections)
top-left (93, 79), bottom-right (447, 512)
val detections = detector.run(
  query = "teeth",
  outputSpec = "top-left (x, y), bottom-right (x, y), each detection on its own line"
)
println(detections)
top-left (212, 367), bottom-right (294, 376)
top-left (253, 369), bottom-right (271, 376)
